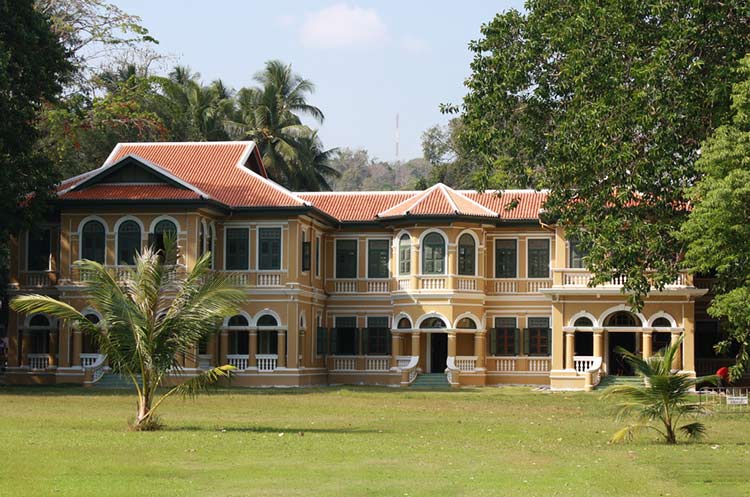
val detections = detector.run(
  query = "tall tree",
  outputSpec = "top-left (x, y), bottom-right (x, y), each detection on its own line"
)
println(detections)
top-left (230, 60), bottom-right (325, 187)
top-left (11, 239), bottom-right (244, 430)
top-left (290, 131), bottom-right (339, 191)
top-left (0, 0), bottom-right (71, 289)
top-left (681, 55), bottom-right (750, 379)
top-left (451, 1), bottom-right (750, 305)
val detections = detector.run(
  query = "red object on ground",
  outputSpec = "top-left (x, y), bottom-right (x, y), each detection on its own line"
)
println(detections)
top-left (716, 366), bottom-right (730, 381)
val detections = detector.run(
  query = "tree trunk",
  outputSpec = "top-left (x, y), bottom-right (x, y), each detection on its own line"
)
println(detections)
top-left (133, 385), bottom-right (155, 430)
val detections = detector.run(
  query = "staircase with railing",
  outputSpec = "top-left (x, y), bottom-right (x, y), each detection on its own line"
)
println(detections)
top-left (574, 356), bottom-right (603, 391)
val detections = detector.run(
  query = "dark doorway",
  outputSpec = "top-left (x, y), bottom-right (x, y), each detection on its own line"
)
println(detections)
top-left (574, 332), bottom-right (593, 356)
top-left (608, 332), bottom-right (636, 376)
top-left (430, 333), bottom-right (448, 373)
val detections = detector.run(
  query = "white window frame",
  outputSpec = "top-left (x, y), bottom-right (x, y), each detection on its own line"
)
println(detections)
top-left (365, 237), bottom-right (391, 280)
top-left (224, 226), bottom-right (250, 271)
top-left (492, 236), bottom-right (520, 279)
top-left (526, 237), bottom-right (552, 279)
top-left (334, 237), bottom-right (359, 279)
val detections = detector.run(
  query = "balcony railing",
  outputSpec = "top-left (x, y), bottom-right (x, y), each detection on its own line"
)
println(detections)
top-left (420, 276), bottom-right (446, 290)
top-left (555, 269), bottom-right (692, 288)
top-left (256, 354), bottom-right (278, 372)
top-left (80, 353), bottom-right (103, 367)
top-left (329, 355), bottom-right (392, 372)
top-left (489, 278), bottom-right (552, 294)
top-left (486, 356), bottom-right (551, 373)
top-left (227, 354), bottom-right (249, 371)
top-left (28, 353), bottom-right (50, 370)
top-left (19, 271), bottom-right (56, 288)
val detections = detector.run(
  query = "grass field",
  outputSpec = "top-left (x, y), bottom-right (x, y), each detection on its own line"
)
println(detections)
top-left (0, 385), bottom-right (748, 497)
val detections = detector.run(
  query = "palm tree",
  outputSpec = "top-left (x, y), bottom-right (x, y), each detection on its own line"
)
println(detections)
top-left (152, 66), bottom-right (233, 141)
top-left (603, 336), bottom-right (717, 444)
top-left (10, 238), bottom-right (245, 431)
top-left (229, 60), bottom-right (324, 186)
top-left (291, 131), bottom-right (340, 191)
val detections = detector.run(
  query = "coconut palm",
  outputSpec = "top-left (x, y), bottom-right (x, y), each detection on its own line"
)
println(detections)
top-left (10, 237), bottom-right (245, 430)
top-left (229, 60), bottom-right (324, 186)
top-left (603, 336), bottom-right (717, 444)
top-left (291, 131), bottom-right (340, 191)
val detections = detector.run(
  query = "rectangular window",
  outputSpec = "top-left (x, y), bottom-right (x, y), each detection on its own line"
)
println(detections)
top-left (495, 239), bottom-right (517, 278)
top-left (569, 239), bottom-right (587, 269)
top-left (27, 229), bottom-right (51, 271)
top-left (333, 316), bottom-right (357, 355)
top-left (367, 240), bottom-right (390, 279)
top-left (316, 326), bottom-right (327, 356)
top-left (315, 236), bottom-right (321, 277)
top-left (526, 317), bottom-right (551, 356)
top-left (527, 239), bottom-right (550, 278)
top-left (302, 241), bottom-right (311, 272)
top-left (335, 239), bottom-right (357, 278)
top-left (398, 237), bottom-right (411, 275)
top-left (258, 227), bottom-right (281, 270)
top-left (366, 316), bottom-right (390, 355)
top-left (225, 228), bottom-right (249, 270)
top-left (492, 317), bottom-right (518, 356)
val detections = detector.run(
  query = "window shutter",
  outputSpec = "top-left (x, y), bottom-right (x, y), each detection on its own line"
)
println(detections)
top-left (355, 328), bottom-right (361, 355)
top-left (385, 328), bottom-right (392, 355)
top-left (513, 328), bottom-right (520, 356)
top-left (362, 327), bottom-right (368, 355)
top-left (523, 328), bottom-right (530, 355)
top-left (489, 329), bottom-right (497, 356)
top-left (330, 328), bottom-right (338, 356)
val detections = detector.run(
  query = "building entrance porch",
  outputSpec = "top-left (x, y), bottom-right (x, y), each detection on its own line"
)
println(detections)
top-left (606, 331), bottom-right (637, 376)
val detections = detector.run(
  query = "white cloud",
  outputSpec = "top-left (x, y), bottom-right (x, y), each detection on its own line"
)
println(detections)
top-left (300, 3), bottom-right (387, 49)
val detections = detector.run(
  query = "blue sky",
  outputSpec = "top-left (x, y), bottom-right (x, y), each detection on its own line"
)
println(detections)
top-left (117, 1), bottom-right (525, 161)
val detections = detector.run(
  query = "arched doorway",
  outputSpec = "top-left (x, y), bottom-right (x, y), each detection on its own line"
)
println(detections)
top-left (421, 317), bottom-right (447, 373)
top-left (605, 311), bottom-right (639, 376)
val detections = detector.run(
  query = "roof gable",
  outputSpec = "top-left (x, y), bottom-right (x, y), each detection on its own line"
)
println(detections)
top-left (377, 184), bottom-right (498, 219)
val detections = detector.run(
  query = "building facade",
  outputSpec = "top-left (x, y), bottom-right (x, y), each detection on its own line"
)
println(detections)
top-left (3, 142), bottom-right (724, 390)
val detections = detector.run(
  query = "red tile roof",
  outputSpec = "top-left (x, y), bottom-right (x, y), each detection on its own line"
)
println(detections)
top-left (377, 184), bottom-right (498, 219)
top-left (56, 142), bottom-right (546, 223)
top-left (298, 192), bottom-right (415, 222)
top-left (59, 142), bottom-right (307, 208)
top-left (60, 184), bottom-right (201, 201)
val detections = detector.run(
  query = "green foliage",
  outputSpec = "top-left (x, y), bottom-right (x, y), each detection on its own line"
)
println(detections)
top-left (603, 337), bottom-right (716, 444)
top-left (454, 0), bottom-right (750, 307)
top-left (681, 55), bottom-right (750, 379)
top-left (0, 0), bottom-right (72, 293)
top-left (10, 238), bottom-right (245, 430)
top-left (421, 119), bottom-right (481, 189)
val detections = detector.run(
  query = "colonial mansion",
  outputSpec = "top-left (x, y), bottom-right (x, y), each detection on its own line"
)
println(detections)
top-left (4, 142), bottom-right (724, 390)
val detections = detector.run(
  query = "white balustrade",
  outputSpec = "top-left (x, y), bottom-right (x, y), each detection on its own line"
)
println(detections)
top-left (227, 354), bottom-right (249, 371)
top-left (257, 273), bottom-right (281, 287)
top-left (527, 279), bottom-right (552, 292)
top-left (80, 353), bottom-right (103, 368)
top-left (226, 272), bottom-right (250, 286)
top-left (420, 276), bottom-right (446, 290)
top-left (399, 356), bottom-right (419, 385)
top-left (445, 357), bottom-right (460, 385)
top-left (365, 356), bottom-right (390, 371)
top-left (494, 279), bottom-right (518, 293)
top-left (28, 354), bottom-right (49, 369)
top-left (397, 278), bottom-right (411, 290)
top-left (574, 356), bottom-right (597, 373)
top-left (562, 271), bottom-right (591, 286)
top-left (491, 356), bottom-right (517, 372)
top-left (454, 356), bottom-right (477, 372)
top-left (457, 277), bottom-right (477, 291)
top-left (528, 357), bottom-right (551, 372)
top-left (334, 279), bottom-right (357, 293)
top-left (396, 355), bottom-right (412, 368)
top-left (22, 271), bottom-right (53, 287)
top-left (333, 356), bottom-right (357, 371)
top-left (367, 280), bottom-right (389, 293)
top-left (256, 354), bottom-right (278, 372)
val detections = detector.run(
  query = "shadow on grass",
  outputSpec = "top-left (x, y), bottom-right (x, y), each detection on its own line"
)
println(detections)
top-left (164, 425), bottom-right (384, 434)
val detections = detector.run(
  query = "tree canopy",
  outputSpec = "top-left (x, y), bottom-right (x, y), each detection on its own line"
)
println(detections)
top-left (681, 55), bottom-right (750, 380)
top-left (451, 0), bottom-right (750, 305)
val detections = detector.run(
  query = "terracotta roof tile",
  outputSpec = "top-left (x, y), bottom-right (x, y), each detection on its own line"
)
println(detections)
top-left (464, 190), bottom-right (548, 220)
top-left (59, 142), bottom-right (306, 208)
top-left (60, 184), bottom-right (201, 201)
top-left (378, 184), bottom-right (498, 219)
top-left (299, 192), bottom-right (415, 222)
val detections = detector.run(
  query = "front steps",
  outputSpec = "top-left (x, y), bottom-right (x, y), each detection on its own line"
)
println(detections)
top-left (410, 373), bottom-right (451, 389)
top-left (94, 373), bottom-right (137, 389)
top-left (597, 375), bottom-right (644, 389)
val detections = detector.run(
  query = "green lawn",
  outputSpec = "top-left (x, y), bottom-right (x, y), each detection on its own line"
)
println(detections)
top-left (0, 386), bottom-right (748, 497)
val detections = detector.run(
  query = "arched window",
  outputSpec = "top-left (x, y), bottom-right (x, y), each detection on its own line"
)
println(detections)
top-left (398, 234), bottom-right (411, 275)
top-left (458, 234), bottom-right (476, 276)
top-left (27, 314), bottom-right (50, 354)
top-left (117, 220), bottom-right (141, 265)
top-left (81, 220), bottom-right (105, 263)
top-left (652, 317), bottom-right (671, 328)
top-left (151, 219), bottom-right (177, 256)
top-left (257, 315), bottom-right (278, 327)
top-left (228, 315), bottom-right (249, 327)
top-left (82, 313), bottom-right (100, 353)
top-left (422, 233), bottom-right (446, 275)
top-left (397, 317), bottom-right (412, 329)
top-left (605, 311), bottom-right (639, 327)
top-left (456, 317), bottom-right (477, 329)
top-left (574, 317), bottom-right (593, 327)
top-left (420, 317), bottom-right (447, 329)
